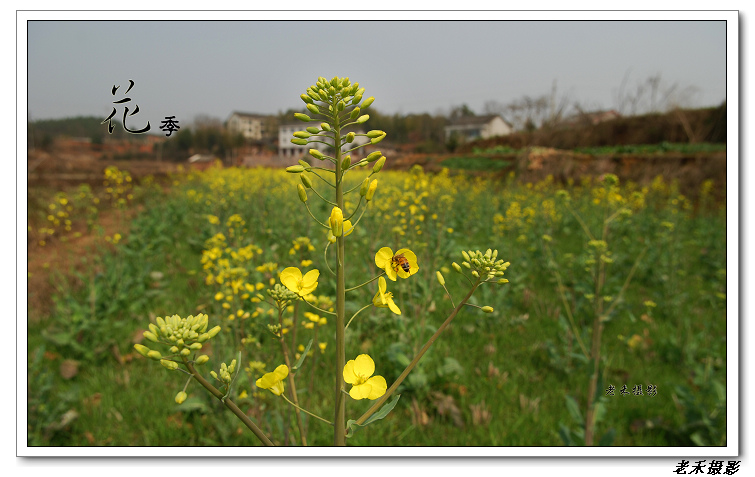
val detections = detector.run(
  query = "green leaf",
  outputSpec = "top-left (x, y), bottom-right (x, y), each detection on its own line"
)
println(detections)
top-left (558, 424), bottom-right (574, 446)
top-left (291, 339), bottom-right (313, 372)
top-left (565, 395), bottom-right (584, 425)
top-left (345, 394), bottom-right (401, 438)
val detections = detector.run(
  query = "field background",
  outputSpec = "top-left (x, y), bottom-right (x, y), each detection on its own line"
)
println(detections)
top-left (26, 141), bottom-right (727, 447)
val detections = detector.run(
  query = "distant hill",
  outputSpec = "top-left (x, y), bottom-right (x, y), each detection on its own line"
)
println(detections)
top-left (28, 115), bottom-right (156, 143)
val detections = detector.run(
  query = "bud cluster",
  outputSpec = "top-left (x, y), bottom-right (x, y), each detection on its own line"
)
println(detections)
top-left (134, 313), bottom-right (219, 367)
top-left (267, 283), bottom-right (300, 309)
top-left (454, 249), bottom-right (511, 283)
top-left (211, 359), bottom-right (238, 385)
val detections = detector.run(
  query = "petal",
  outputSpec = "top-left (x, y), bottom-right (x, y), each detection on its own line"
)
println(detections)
top-left (349, 383), bottom-right (371, 400)
top-left (270, 381), bottom-right (285, 396)
top-left (387, 297), bottom-right (401, 315)
top-left (365, 375), bottom-right (387, 400)
top-left (256, 372), bottom-right (275, 389)
top-left (378, 276), bottom-right (387, 294)
top-left (343, 220), bottom-right (355, 237)
top-left (280, 267), bottom-right (302, 292)
top-left (343, 359), bottom-right (358, 384)
top-left (301, 269), bottom-right (320, 287)
top-left (375, 247), bottom-right (394, 269)
top-left (353, 354), bottom-right (375, 378)
top-left (372, 291), bottom-right (386, 308)
top-left (273, 364), bottom-right (289, 380)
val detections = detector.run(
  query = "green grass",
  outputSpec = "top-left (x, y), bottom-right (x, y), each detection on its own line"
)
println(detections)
top-left (27, 166), bottom-right (727, 447)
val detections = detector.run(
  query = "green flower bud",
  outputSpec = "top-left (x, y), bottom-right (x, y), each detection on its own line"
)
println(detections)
top-left (337, 100), bottom-right (345, 111)
top-left (298, 159), bottom-right (310, 168)
top-left (361, 96), bottom-right (375, 109)
top-left (306, 126), bottom-right (320, 134)
top-left (156, 316), bottom-right (166, 328)
top-left (297, 184), bottom-right (308, 203)
top-left (286, 165), bottom-right (305, 173)
top-left (498, 278), bottom-right (509, 285)
top-left (293, 131), bottom-right (311, 139)
top-left (463, 261), bottom-right (471, 269)
top-left (195, 355), bottom-right (210, 365)
top-left (472, 270), bottom-right (480, 278)
top-left (320, 122), bottom-right (331, 132)
top-left (330, 76), bottom-right (339, 87)
top-left (341, 155), bottom-right (351, 169)
top-left (370, 134), bottom-right (386, 145)
top-left (175, 391), bottom-right (188, 404)
top-left (133, 344), bottom-right (151, 358)
top-left (190, 342), bottom-right (203, 350)
top-left (452, 262), bottom-right (462, 273)
top-left (301, 174), bottom-right (312, 188)
top-left (356, 114), bottom-right (369, 124)
top-left (169, 346), bottom-right (179, 353)
top-left (345, 132), bottom-right (355, 143)
top-left (160, 359), bottom-right (179, 371)
top-left (373, 156), bottom-right (386, 173)
top-left (210, 370), bottom-right (218, 380)
top-left (359, 177), bottom-right (370, 196)
top-left (294, 113), bottom-right (311, 122)
top-left (291, 138), bottom-right (308, 146)
top-left (197, 333), bottom-right (209, 343)
top-left (352, 95), bottom-right (363, 105)
top-left (367, 130), bottom-right (385, 138)
top-left (300, 94), bottom-right (313, 104)
top-left (307, 90), bottom-right (320, 101)
top-left (436, 271), bottom-right (445, 286)
top-left (350, 107), bottom-right (361, 119)
top-left (462, 250), bottom-right (470, 261)
top-left (366, 180), bottom-right (378, 201)
top-left (481, 306), bottom-right (494, 313)
top-left (355, 87), bottom-right (365, 96)
top-left (366, 151), bottom-right (382, 162)
top-left (309, 149), bottom-right (325, 160)
top-left (143, 331), bottom-right (159, 342)
top-left (180, 348), bottom-right (191, 356)
top-left (306, 103), bottom-right (320, 115)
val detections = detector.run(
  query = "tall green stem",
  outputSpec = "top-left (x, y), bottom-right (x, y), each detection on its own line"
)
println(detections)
top-left (333, 113), bottom-right (347, 446)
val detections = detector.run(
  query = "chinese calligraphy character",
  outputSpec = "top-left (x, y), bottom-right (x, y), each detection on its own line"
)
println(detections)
top-left (632, 384), bottom-right (644, 396)
top-left (103, 79), bottom-right (151, 134)
top-left (605, 384), bottom-right (615, 396)
top-left (675, 460), bottom-right (691, 474)
top-left (647, 384), bottom-right (658, 396)
top-left (690, 460), bottom-right (707, 475)
top-left (619, 384), bottom-right (629, 396)
top-left (708, 460), bottom-right (724, 475)
top-left (724, 461), bottom-right (740, 475)
top-left (159, 116), bottom-right (180, 137)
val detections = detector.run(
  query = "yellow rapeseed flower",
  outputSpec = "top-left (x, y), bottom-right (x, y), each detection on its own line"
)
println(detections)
top-left (280, 267), bottom-right (320, 296)
top-left (343, 354), bottom-right (387, 400)
top-left (372, 276), bottom-right (401, 315)
top-left (256, 364), bottom-right (289, 396)
top-left (375, 247), bottom-right (419, 281)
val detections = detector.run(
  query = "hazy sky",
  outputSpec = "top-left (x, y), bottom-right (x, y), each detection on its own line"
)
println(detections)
top-left (26, 20), bottom-right (727, 126)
